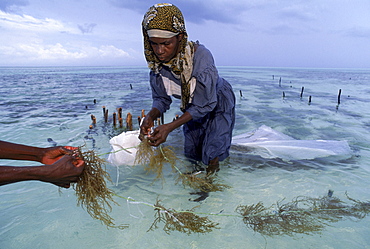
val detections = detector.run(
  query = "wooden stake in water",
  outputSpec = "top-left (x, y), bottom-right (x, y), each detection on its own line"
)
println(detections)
top-left (119, 118), bottom-right (123, 128)
top-left (309, 96), bottom-right (312, 105)
top-left (300, 87), bottom-right (304, 98)
top-left (338, 89), bottom-right (342, 105)
top-left (126, 113), bottom-right (133, 131)
top-left (104, 109), bottom-right (109, 123)
top-left (113, 112), bottom-right (117, 126)
top-left (240, 90), bottom-right (243, 97)
top-left (117, 107), bottom-right (122, 120)
top-left (91, 114), bottom-right (96, 124)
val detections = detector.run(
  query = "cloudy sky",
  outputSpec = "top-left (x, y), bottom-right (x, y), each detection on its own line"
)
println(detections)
top-left (1, 0), bottom-right (369, 68)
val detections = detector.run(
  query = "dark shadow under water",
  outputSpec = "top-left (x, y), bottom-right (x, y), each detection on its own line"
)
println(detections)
top-left (228, 149), bottom-right (359, 173)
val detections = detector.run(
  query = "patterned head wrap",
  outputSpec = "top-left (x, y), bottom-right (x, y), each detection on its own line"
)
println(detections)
top-left (142, 3), bottom-right (196, 111)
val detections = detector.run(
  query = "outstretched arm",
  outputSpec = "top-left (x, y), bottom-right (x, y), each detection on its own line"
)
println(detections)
top-left (0, 140), bottom-right (75, 164)
top-left (0, 155), bottom-right (84, 188)
top-left (0, 140), bottom-right (85, 188)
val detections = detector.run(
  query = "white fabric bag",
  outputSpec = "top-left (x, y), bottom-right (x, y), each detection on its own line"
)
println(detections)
top-left (107, 130), bottom-right (141, 166)
top-left (231, 125), bottom-right (351, 160)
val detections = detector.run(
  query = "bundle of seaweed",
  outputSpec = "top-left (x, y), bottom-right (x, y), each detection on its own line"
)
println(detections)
top-left (74, 147), bottom-right (128, 229)
top-left (235, 190), bottom-right (370, 237)
top-left (134, 138), bottom-right (230, 192)
top-left (134, 138), bottom-right (177, 181)
top-left (134, 137), bottom-right (155, 167)
top-left (148, 199), bottom-right (219, 234)
top-left (176, 171), bottom-right (230, 193)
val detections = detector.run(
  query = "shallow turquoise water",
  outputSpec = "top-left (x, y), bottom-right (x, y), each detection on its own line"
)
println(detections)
top-left (1, 66), bottom-right (370, 248)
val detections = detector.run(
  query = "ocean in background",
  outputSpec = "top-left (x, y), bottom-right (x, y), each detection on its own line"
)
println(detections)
top-left (1, 66), bottom-right (370, 249)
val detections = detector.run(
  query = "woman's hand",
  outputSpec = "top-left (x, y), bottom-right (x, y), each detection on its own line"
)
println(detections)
top-left (0, 155), bottom-right (85, 188)
top-left (139, 107), bottom-right (161, 141)
top-left (146, 124), bottom-right (172, 147)
top-left (41, 155), bottom-right (85, 188)
top-left (139, 116), bottom-right (154, 140)
top-left (40, 146), bottom-right (77, 165)
top-left (141, 111), bottom-right (193, 147)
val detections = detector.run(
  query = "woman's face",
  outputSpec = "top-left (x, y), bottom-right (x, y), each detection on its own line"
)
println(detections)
top-left (149, 34), bottom-right (183, 63)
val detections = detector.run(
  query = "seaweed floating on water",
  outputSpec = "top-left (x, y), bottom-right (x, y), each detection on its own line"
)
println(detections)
top-left (74, 147), bottom-right (128, 229)
top-left (148, 199), bottom-right (219, 235)
top-left (176, 171), bottom-right (230, 193)
top-left (235, 190), bottom-right (370, 237)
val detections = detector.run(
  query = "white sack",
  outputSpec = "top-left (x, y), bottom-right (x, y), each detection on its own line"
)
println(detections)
top-left (231, 125), bottom-right (351, 160)
top-left (107, 130), bottom-right (141, 166)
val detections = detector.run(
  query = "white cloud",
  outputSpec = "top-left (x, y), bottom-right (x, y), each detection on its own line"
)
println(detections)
top-left (0, 0), bottom-right (28, 12)
top-left (0, 9), bottom-right (137, 66)
top-left (0, 10), bottom-right (75, 33)
top-left (97, 45), bottom-right (130, 58)
top-left (0, 42), bottom-right (133, 66)
top-left (21, 43), bottom-right (86, 60)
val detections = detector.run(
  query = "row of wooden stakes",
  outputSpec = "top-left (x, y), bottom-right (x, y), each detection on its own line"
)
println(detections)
top-left (89, 106), bottom-right (171, 131)
top-left (240, 87), bottom-right (343, 106)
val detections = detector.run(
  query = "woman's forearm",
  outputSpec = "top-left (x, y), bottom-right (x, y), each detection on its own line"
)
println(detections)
top-left (166, 111), bottom-right (192, 132)
top-left (0, 155), bottom-right (85, 188)
top-left (146, 107), bottom-right (161, 120)
top-left (0, 165), bottom-right (47, 186)
top-left (0, 141), bottom-right (44, 162)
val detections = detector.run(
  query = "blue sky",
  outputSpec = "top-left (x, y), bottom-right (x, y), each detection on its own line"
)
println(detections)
top-left (1, 0), bottom-right (369, 68)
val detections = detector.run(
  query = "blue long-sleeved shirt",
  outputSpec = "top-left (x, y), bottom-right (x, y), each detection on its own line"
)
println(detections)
top-left (149, 44), bottom-right (223, 121)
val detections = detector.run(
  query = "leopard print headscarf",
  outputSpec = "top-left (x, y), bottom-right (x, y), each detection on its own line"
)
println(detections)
top-left (142, 3), bottom-right (196, 112)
